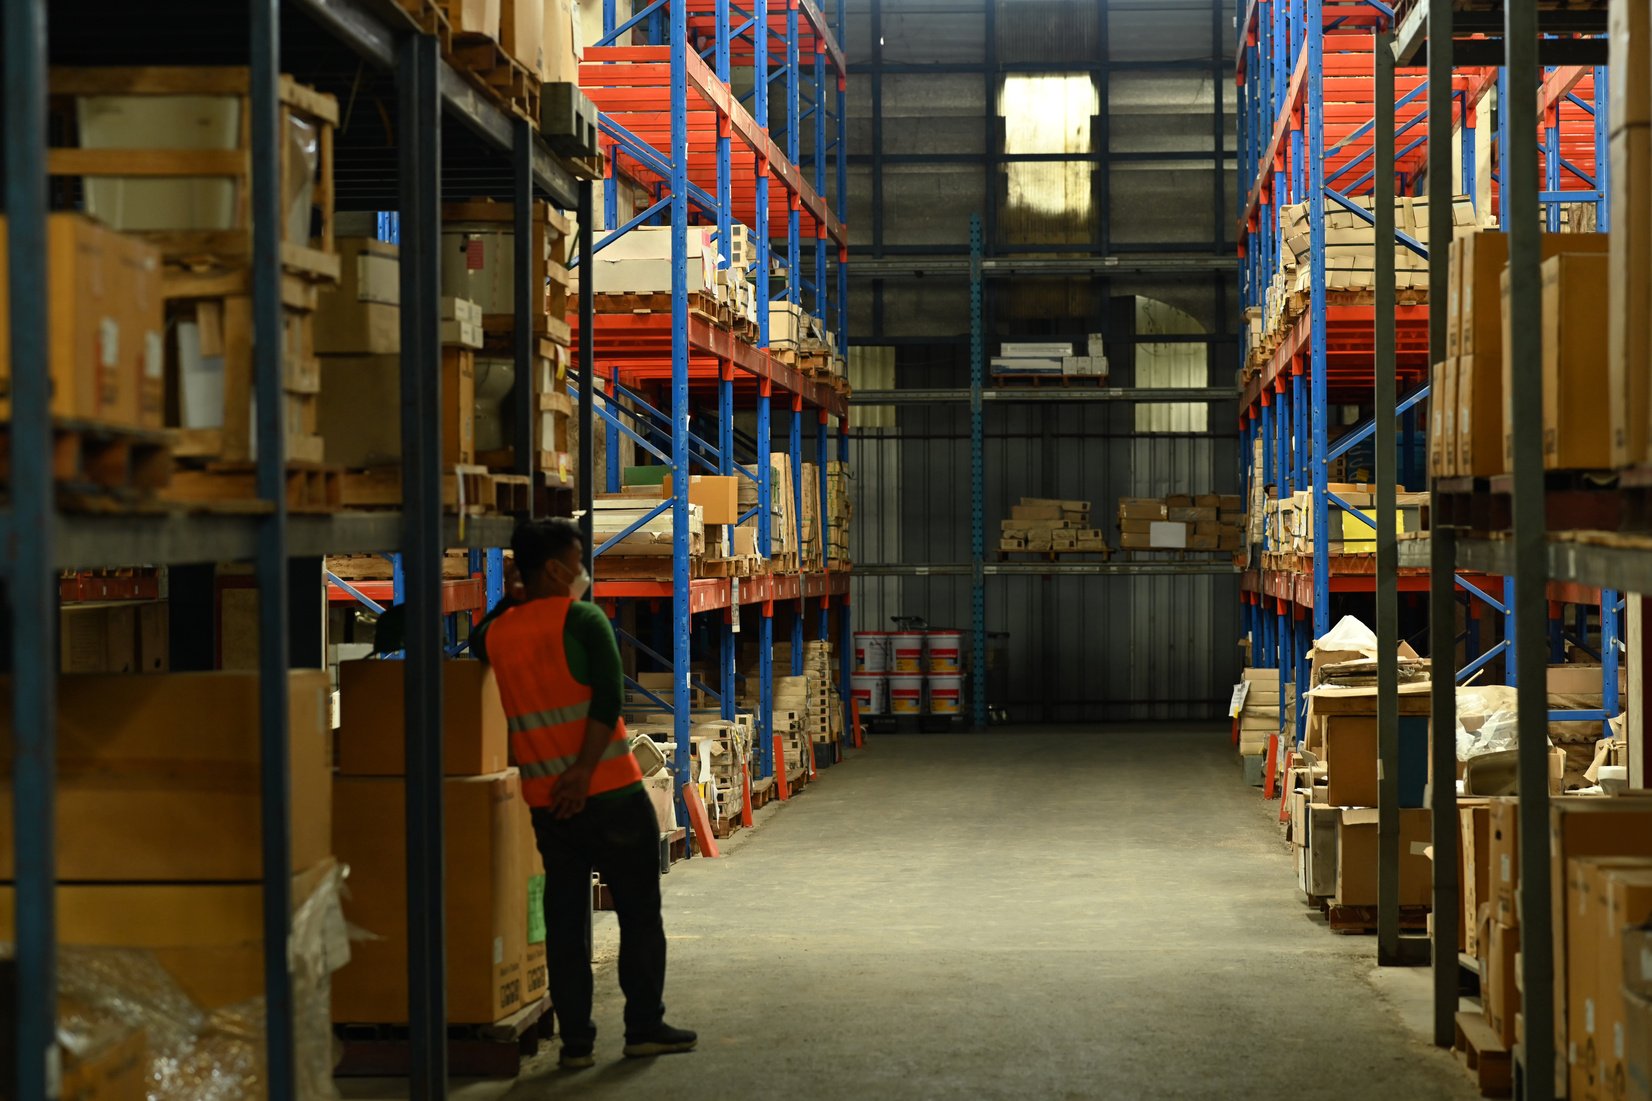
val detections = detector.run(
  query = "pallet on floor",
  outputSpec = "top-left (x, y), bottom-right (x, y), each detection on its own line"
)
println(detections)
top-left (1322, 902), bottom-right (1430, 936)
top-left (334, 996), bottom-right (552, 1079)
top-left (1453, 1010), bottom-right (1513, 1097)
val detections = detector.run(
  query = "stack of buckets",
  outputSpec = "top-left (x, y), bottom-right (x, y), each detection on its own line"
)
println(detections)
top-left (852, 629), bottom-right (964, 719)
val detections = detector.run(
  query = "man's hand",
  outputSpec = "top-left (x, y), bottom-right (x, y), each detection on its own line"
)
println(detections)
top-left (551, 764), bottom-right (595, 819)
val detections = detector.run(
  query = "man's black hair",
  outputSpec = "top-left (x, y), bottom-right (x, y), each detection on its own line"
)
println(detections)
top-left (512, 517), bottom-right (583, 578)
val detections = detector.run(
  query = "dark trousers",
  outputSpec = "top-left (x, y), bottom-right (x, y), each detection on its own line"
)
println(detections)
top-left (531, 786), bottom-right (667, 1044)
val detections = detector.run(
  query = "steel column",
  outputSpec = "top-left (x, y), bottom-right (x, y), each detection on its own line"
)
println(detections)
top-left (398, 29), bottom-right (447, 1098)
top-left (970, 214), bottom-right (986, 728)
top-left (670, 0), bottom-right (695, 845)
top-left (580, 181), bottom-right (597, 580)
top-left (1307, 0), bottom-right (1329, 636)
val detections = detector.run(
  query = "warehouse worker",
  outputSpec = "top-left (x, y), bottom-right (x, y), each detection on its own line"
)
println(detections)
top-left (475, 517), bottom-right (697, 1069)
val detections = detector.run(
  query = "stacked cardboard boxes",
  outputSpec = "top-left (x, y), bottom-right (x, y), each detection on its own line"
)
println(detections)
top-left (1115, 494), bottom-right (1243, 551)
top-left (587, 492), bottom-right (706, 579)
top-left (1000, 497), bottom-right (1108, 553)
top-left (1271, 485), bottom-right (1428, 556)
top-left (331, 660), bottom-right (549, 1025)
top-left (1236, 668), bottom-right (1293, 758)
top-left (989, 338), bottom-right (1108, 381)
top-left (589, 224), bottom-right (760, 331)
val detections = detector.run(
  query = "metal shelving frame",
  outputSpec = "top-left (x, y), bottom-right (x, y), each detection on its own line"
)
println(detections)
top-left (3, 3), bottom-right (590, 1098)
top-left (575, 0), bottom-right (851, 828)
top-left (1239, 0), bottom-right (1615, 1090)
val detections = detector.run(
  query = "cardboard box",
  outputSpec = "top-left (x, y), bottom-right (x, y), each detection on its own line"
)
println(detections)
top-left (1626, 990), bottom-right (1652, 1101)
top-left (1430, 358), bottom-right (1457, 478)
top-left (332, 771), bottom-right (530, 1025)
top-left (314, 237), bottom-right (400, 354)
top-left (444, 0), bottom-right (502, 37)
top-left (1610, 0), bottom-right (1651, 131)
top-left (1567, 859), bottom-right (1652, 1100)
top-left (318, 353), bottom-right (475, 467)
top-left (663, 473), bottom-right (740, 526)
top-left (0, 671), bottom-right (331, 881)
top-left (0, 214), bottom-right (164, 428)
top-left (1491, 796), bottom-right (1520, 926)
top-left (59, 602), bottom-right (137, 674)
top-left (1590, 866), bottom-right (1652, 1101)
top-left (1303, 803), bottom-right (1341, 897)
top-left (1488, 917), bottom-right (1522, 1047)
top-left (338, 659), bottom-right (508, 776)
top-left (1539, 252), bottom-right (1611, 470)
top-left (60, 1024), bottom-right (147, 1101)
top-left (1609, 125), bottom-right (1651, 466)
top-left (1333, 806), bottom-right (1433, 907)
top-left (0, 858), bottom-right (338, 1010)
top-left (1322, 716), bottom-right (1378, 809)
top-left (543, 0), bottom-right (583, 84)
top-left (1462, 802), bottom-right (1492, 955)
top-left (515, 795), bottom-right (549, 1005)
top-left (135, 600), bottom-right (168, 673)
top-left (500, 0), bottom-right (546, 76)
top-left (1550, 798), bottom-right (1652, 1072)
top-left (1116, 499), bottom-right (1167, 521)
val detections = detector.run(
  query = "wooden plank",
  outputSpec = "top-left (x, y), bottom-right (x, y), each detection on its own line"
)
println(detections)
top-left (47, 148), bottom-right (249, 177)
top-left (50, 66), bottom-right (253, 96)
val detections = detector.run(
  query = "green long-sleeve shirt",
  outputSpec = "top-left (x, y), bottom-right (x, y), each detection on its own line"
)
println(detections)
top-left (473, 598), bottom-right (625, 727)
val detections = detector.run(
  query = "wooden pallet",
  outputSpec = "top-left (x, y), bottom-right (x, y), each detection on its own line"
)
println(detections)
top-left (335, 996), bottom-right (552, 1079)
top-left (1323, 902), bottom-right (1431, 935)
top-left (391, 0), bottom-right (454, 50)
top-left (1432, 472), bottom-right (1625, 535)
top-left (1453, 1011), bottom-right (1514, 1097)
top-left (591, 290), bottom-right (730, 329)
top-left (449, 35), bottom-right (540, 124)
top-left (160, 462), bottom-right (342, 514)
top-left (0, 419), bottom-right (174, 503)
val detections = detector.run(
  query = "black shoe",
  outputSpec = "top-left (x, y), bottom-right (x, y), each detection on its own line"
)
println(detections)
top-left (622, 1024), bottom-right (697, 1058)
top-left (559, 1042), bottom-right (596, 1070)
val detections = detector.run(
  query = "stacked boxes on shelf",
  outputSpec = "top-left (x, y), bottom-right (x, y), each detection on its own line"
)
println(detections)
top-left (1609, 0), bottom-right (1651, 468)
top-left (988, 337), bottom-right (1108, 382)
top-left (827, 461), bottom-right (852, 567)
top-left (587, 491), bottom-right (706, 580)
top-left (1270, 484), bottom-right (1428, 557)
top-left (1115, 495), bottom-right (1244, 552)
top-left (802, 640), bottom-right (844, 747)
top-left (770, 674), bottom-right (816, 782)
top-left (689, 718), bottom-right (755, 831)
top-left (590, 224), bottom-right (760, 331)
top-left (0, 672), bottom-right (345, 1084)
top-left (331, 660), bottom-right (548, 1025)
top-left (999, 497), bottom-right (1108, 554)
top-left (47, 68), bottom-right (341, 472)
top-left (1235, 668), bottom-right (1292, 760)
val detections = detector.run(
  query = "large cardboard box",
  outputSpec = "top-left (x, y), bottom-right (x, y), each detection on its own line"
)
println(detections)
top-left (317, 352), bottom-right (475, 467)
top-left (1323, 716), bottom-right (1378, 808)
top-left (1458, 353), bottom-right (1503, 476)
top-left (1586, 866), bottom-right (1652, 1101)
top-left (1303, 802), bottom-right (1341, 898)
top-left (0, 671), bottom-right (331, 881)
top-left (1550, 799), bottom-right (1652, 1077)
top-left (1491, 796), bottom-right (1520, 926)
top-left (1626, 989), bottom-right (1652, 1101)
top-left (500, 0), bottom-right (546, 76)
top-left (314, 237), bottom-right (400, 354)
top-left (1566, 859), bottom-right (1652, 1101)
top-left (663, 473), bottom-right (740, 526)
top-left (0, 859), bottom-right (338, 1010)
top-left (515, 797), bottom-right (549, 1006)
top-left (1610, 0), bottom-right (1651, 131)
top-left (1462, 802), bottom-right (1492, 955)
top-left (332, 771), bottom-right (531, 1025)
top-left (1539, 252), bottom-right (1611, 471)
top-left (0, 214), bottom-right (164, 428)
top-left (1610, 125), bottom-right (1652, 466)
top-left (337, 659), bottom-right (508, 777)
top-left (1488, 917), bottom-right (1522, 1047)
top-left (445, 0), bottom-right (502, 37)
top-left (1333, 807), bottom-right (1433, 907)
top-left (543, 0), bottom-right (583, 84)
top-left (1430, 358), bottom-right (1457, 478)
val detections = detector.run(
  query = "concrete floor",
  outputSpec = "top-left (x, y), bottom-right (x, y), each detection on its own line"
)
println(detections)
top-left (350, 727), bottom-right (1479, 1100)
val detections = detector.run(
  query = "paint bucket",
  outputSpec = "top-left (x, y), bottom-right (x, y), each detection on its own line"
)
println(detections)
top-left (924, 630), bottom-right (963, 674)
top-left (889, 633), bottom-right (925, 673)
top-left (851, 673), bottom-right (888, 715)
top-left (854, 631), bottom-right (890, 673)
top-left (888, 674), bottom-right (924, 715)
top-left (927, 674), bottom-right (963, 715)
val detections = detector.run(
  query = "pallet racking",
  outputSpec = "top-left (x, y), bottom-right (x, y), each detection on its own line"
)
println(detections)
top-left (1237, 0), bottom-right (1615, 1091)
top-left (3, 2), bottom-right (594, 1097)
top-left (570, 0), bottom-right (852, 814)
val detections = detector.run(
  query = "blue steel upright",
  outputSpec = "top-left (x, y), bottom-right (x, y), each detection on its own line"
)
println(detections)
top-left (669, 0), bottom-right (694, 841)
top-left (969, 214), bottom-right (986, 728)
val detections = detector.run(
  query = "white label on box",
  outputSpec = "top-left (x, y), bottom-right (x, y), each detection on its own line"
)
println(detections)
top-left (1229, 681), bottom-right (1250, 718)
top-left (144, 331), bottom-right (164, 379)
top-left (99, 317), bottom-right (119, 368)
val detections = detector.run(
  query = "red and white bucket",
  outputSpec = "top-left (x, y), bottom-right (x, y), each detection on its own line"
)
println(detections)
top-left (888, 674), bottom-right (924, 714)
top-left (927, 673), bottom-right (963, 715)
top-left (924, 630), bottom-right (962, 674)
top-left (850, 673), bottom-right (888, 715)
top-left (889, 633), bottom-right (925, 674)
top-left (854, 631), bottom-right (890, 673)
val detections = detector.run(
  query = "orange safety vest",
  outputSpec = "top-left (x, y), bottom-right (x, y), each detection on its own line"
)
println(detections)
top-left (484, 596), bottom-right (643, 806)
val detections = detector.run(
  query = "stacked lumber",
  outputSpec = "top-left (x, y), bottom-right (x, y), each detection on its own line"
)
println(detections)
top-left (998, 497), bottom-right (1108, 554)
top-left (1115, 494), bottom-right (1244, 552)
top-left (1271, 484), bottom-right (1428, 558)
top-left (587, 493), bottom-right (704, 579)
top-left (827, 461), bottom-right (852, 567)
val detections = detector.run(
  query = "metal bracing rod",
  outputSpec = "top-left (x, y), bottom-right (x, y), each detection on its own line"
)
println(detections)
top-left (397, 27), bottom-right (448, 1099)
top-left (1307, 0), bottom-right (1330, 636)
top-left (580, 181), bottom-right (597, 582)
top-left (1324, 186), bottom-right (1430, 257)
top-left (6, 0), bottom-right (55, 1094)
top-left (1507, 0), bottom-right (1558, 1090)
top-left (250, 2), bottom-right (298, 1094)
top-left (596, 499), bottom-right (674, 557)
top-left (598, 0), bottom-right (669, 46)
top-left (1326, 384), bottom-right (1431, 462)
top-left (572, 195), bottom-right (673, 265)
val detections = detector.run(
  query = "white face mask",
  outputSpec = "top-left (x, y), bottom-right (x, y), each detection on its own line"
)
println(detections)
top-left (560, 564), bottom-right (591, 601)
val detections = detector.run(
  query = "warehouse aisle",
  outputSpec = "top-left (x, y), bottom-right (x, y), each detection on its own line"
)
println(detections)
top-left (500, 729), bottom-right (1473, 1100)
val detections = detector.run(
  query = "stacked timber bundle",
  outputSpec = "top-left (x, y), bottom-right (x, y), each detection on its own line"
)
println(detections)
top-left (999, 497), bottom-right (1108, 555)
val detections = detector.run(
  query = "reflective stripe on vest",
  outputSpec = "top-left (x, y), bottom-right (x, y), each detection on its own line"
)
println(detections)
top-left (484, 596), bottom-right (644, 805)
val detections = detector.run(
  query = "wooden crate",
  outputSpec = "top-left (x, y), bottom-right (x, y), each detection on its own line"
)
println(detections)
top-left (446, 200), bottom-right (571, 343)
top-left (49, 67), bottom-right (339, 283)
